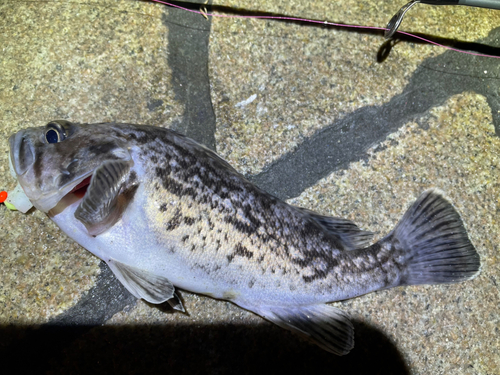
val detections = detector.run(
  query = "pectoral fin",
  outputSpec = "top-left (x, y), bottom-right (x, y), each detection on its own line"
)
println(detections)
top-left (106, 259), bottom-right (175, 304)
top-left (75, 160), bottom-right (132, 236)
top-left (256, 304), bottom-right (354, 355)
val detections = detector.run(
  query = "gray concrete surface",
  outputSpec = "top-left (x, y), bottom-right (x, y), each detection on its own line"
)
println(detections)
top-left (0, 1), bottom-right (499, 374)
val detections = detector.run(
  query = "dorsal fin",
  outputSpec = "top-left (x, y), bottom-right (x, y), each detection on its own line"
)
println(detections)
top-left (298, 207), bottom-right (373, 250)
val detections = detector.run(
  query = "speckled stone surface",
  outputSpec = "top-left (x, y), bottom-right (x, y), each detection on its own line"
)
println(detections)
top-left (1, 1), bottom-right (499, 374)
top-left (210, 0), bottom-right (498, 174)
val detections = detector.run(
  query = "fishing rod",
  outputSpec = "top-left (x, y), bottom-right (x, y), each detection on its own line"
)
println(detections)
top-left (152, 0), bottom-right (500, 59)
top-left (385, 0), bottom-right (500, 38)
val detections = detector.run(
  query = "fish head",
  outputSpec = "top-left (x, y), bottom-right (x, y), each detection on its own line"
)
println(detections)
top-left (9, 120), bottom-right (133, 214)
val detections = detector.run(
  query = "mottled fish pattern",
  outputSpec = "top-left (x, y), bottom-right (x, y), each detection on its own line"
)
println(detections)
top-left (9, 121), bottom-right (481, 355)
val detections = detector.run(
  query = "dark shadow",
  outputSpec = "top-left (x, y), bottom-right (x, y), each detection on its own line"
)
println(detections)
top-left (163, 0), bottom-right (217, 151)
top-left (388, 32), bottom-right (500, 57)
top-left (1, 319), bottom-right (409, 375)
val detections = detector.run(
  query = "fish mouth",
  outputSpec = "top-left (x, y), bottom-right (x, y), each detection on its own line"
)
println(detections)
top-left (47, 174), bottom-right (94, 217)
top-left (8, 129), bottom-right (95, 213)
top-left (68, 175), bottom-right (92, 198)
top-left (8, 142), bottom-right (91, 214)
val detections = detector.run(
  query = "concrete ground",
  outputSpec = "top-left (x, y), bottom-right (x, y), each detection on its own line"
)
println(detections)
top-left (0, 0), bottom-right (499, 373)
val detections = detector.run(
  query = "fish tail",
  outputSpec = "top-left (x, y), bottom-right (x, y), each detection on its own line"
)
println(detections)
top-left (389, 189), bottom-right (480, 286)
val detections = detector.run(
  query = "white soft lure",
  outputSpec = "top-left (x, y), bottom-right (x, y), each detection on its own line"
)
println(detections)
top-left (4, 153), bottom-right (33, 212)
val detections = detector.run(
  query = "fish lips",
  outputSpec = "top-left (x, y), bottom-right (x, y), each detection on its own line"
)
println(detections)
top-left (9, 131), bottom-right (35, 177)
top-left (8, 131), bottom-right (49, 212)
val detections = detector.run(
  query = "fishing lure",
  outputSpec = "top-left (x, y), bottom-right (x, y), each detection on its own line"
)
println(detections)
top-left (0, 191), bottom-right (17, 211)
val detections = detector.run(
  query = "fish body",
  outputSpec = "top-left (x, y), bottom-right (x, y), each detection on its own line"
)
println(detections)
top-left (9, 121), bottom-right (481, 354)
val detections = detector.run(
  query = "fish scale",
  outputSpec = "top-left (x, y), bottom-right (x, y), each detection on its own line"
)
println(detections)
top-left (140, 135), bottom-right (354, 288)
top-left (8, 120), bottom-right (480, 355)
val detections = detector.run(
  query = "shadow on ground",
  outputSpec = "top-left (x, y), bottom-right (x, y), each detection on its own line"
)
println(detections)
top-left (1, 319), bottom-right (409, 374)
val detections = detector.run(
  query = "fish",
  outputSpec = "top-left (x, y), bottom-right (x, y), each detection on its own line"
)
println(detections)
top-left (8, 120), bottom-right (481, 355)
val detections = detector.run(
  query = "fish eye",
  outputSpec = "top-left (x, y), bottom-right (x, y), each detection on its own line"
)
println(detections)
top-left (45, 128), bottom-right (61, 143)
top-left (44, 121), bottom-right (72, 144)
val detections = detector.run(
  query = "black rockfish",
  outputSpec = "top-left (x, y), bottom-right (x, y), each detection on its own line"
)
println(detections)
top-left (8, 120), bottom-right (481, 355)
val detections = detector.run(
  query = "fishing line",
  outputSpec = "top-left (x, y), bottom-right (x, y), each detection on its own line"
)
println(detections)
top-left (150, 0), bottom-right (500, 59)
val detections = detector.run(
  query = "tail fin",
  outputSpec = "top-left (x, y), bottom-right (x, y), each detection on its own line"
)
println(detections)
top-left (392, 189), bottom-right (480, 286)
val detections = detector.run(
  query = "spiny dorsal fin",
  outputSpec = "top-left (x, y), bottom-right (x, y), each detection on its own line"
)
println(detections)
top-left (106, 258), bottom-right (175, 304)
top-left (256, 304), bottom-right (354, 355)
top-left (75, 160), bottom-right (131, 236)
top-left (298, 207), bottom-right (373, 250)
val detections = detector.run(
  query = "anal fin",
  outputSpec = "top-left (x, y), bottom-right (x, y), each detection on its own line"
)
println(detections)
top-left (106, 259), bottom-right (175, 304)
top-left (256, 304), bottom-right (354, 355)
